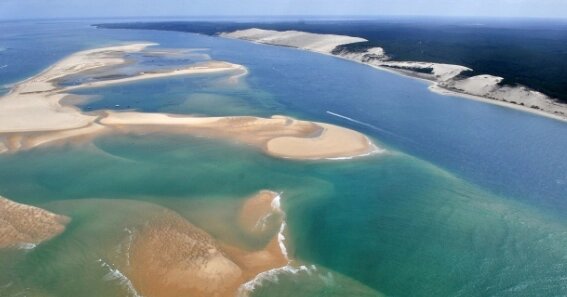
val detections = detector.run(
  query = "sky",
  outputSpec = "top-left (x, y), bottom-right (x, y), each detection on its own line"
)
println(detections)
top-left (1, 0), bottom-right (567, 20)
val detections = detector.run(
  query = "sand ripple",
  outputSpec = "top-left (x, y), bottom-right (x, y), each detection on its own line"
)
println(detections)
top-left (0, 196), bottom-right (69, 249)
top-left (122, 191), bottom-right (288, 297)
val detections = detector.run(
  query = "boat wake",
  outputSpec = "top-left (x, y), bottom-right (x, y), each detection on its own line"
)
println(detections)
top-left (237, 265), bottom-right (317, 297)
top-left (326, 110), bottom-right (415, 143)
top-left (326, 111), bottom-right (383, 131)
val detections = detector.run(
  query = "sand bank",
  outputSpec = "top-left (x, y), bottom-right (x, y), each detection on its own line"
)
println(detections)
top-left (120, 191), bottom-right (288, 297)
top-left (222, 28), bottom-right (366, 54)
top-left (222, 28), bottom-right (567, 122)
top-left (98, 112), bottom-right (376, 160)
top-left (0, 196), bottom-right (69, 249)
top-left (0, 42), bottom-right (377, 160)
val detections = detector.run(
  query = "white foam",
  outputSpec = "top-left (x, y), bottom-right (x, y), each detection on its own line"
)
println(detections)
top-left (326, 111), bottom-right (386, 132)
top-left (253, 213), bottom-right (273, 232)
top-left (17, 243), bottom-right (36, 250)
top-left (237, 193), bottom-right (324, 296)
top-left (277, 221), bottom-right (289, 261)
top-left (270, 192), bottom-right (289, 261)
top-left (237, 265), bottom-right (316, 297)
top-left (326, 110), bottom-right (417, 145)
top-left (98, 259), bottom-right (142, 297)
top-left (123, 228), bottom-right (134, 267)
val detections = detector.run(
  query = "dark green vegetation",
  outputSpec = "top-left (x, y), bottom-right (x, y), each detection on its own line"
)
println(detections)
top-left (380, 65), bottom-right (434, 74)
top-left (96, 18), bottom-right (567, 103)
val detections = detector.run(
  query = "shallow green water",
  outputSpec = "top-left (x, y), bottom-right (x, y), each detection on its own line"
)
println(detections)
top-left (2, 132), bottom-right (567, 296)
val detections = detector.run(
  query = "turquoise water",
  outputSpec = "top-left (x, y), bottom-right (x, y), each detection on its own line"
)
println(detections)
top-left (1, 20), bottom-right (567, 297)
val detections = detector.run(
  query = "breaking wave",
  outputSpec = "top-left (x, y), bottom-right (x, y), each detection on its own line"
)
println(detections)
top-left (98, 259), bottom-right (142, 297)
top-left (237, 192), bottom-right (318, 297)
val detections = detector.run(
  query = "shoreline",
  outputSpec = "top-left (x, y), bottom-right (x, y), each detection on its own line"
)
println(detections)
top-left (220, 29), bottom-right (567, 123)
top-left (0, 42), bottom-right (378, 160)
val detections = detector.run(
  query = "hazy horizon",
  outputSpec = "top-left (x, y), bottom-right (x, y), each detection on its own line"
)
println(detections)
top-left (2, 0), bottom-right (567, 20)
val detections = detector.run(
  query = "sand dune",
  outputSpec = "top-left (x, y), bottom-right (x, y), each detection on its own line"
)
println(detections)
top-left (0, 42), bottom-right (377, 160)
top-left (0, 196), bottom-right (70, 249)
top-left (221, 28), bottom-right (366, 54)
top-left (222, 28), bottom-right (567, 121)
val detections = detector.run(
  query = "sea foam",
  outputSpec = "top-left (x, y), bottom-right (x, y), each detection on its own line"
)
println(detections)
top-left (237, 192), bottom-right (319, 297)
top-left (98, 259), bottom-right (142, 297)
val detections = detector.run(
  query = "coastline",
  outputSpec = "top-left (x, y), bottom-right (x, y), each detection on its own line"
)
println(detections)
top-left (0, 42), bottom-right (378, 160)
top-left (220, 29), bottom-right (567, 123)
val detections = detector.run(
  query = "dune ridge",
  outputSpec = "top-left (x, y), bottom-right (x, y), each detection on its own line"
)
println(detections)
top-left (221, 28), bottom-right (567, 122)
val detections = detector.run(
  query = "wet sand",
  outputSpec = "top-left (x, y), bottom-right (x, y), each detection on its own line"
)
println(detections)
top-left (0, 196), bottom-right (69, 249)
top-left (124, 191), bottom-right (288, 297)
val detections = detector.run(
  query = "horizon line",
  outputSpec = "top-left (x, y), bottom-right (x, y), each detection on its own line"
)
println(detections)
top-left (2, 14), bottom-right (567, 22)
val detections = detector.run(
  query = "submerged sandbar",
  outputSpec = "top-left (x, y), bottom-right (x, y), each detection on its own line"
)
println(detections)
top-left (0, 196), bottom-right (70, 249)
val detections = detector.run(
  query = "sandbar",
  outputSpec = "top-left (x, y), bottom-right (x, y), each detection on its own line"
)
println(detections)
top-left (0, 42), bottom-right (377, 160)
top-left (0, 196), bottom-right (70, 249)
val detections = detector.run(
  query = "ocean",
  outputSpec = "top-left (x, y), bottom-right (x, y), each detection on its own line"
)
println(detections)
top-left (1, 19), bottom-right (567, 297)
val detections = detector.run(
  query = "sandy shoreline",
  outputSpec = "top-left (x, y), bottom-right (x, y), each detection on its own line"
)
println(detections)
top-left (0, 42), bottom-right (377, 160)
top-left (221, 29), bottom-right (567, 123)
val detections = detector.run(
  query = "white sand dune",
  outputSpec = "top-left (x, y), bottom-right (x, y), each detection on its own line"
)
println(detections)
top-left (98, 112), bottom-right (375, 160)
top-left (221, 28), bottom-right (366, 54)
top-left (0, 42), bottom-right (377, 160)
top-left (222, 28), bottom-right (567, 121)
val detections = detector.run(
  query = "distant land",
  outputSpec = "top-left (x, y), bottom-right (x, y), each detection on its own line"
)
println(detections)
top-left (96, 18), bottom-right (567, 120)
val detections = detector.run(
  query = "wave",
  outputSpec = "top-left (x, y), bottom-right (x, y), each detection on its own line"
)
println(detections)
top-left (270, 192), bottom-right (289, 261)
top-left (325, 140), bottom-right (385, 160)
top-left (237, 265), bottom-right (317, 297)
top-left (237, 192), bottom-right (321, 297)
top-left (115, 228), bottom-right (135, 267)
top-left (326, 111), bottom-right (383, 131)
top-left (253, 213), bottom-right (274, 232)
top-left (98, 259), bottom-right (142, 297)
